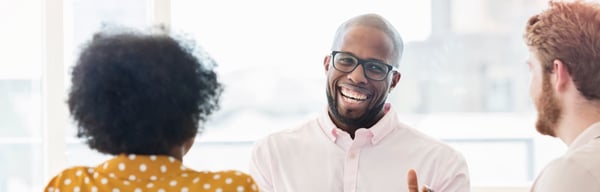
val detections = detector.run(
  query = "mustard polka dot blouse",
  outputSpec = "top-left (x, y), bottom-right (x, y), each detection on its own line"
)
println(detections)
top-left (45, 154), bottom-right (259, 192)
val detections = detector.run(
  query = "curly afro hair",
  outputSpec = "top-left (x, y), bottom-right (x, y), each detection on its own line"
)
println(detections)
top-left (68, 29), bottom-right (223, 155)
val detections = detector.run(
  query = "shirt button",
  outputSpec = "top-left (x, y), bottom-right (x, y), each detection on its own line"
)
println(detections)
top-left (349, 153), bottom-right (357, 159)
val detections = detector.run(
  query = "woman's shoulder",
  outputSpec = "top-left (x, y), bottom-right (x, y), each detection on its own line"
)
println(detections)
top-left (187, 169), bottom-right (259, 191)
top-left (44, 166), bottom-right (94, 191)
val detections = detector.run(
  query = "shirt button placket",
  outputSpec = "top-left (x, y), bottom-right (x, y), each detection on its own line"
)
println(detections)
top-left (343, 148), bottom-right (361, 192)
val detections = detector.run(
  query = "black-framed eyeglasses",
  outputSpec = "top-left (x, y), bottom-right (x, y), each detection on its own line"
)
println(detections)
top-left (331, 51), bottom-right (397, 81)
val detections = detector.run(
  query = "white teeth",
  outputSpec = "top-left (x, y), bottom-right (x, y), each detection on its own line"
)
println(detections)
top-left (343, 96), bottom-right (361, 103)
top-left (340, 88), bottom-right (368, 101)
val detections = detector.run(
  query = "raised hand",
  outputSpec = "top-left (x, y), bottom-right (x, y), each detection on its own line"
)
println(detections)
top-left (407, 169), bottom-right (433, 192)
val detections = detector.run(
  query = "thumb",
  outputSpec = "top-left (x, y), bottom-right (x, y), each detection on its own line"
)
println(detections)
top-left (407, 169), bottom-right (419, 192)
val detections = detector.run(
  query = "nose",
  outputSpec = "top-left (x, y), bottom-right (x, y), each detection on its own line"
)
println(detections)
top-left (347, 64), bottom-right (368, 84)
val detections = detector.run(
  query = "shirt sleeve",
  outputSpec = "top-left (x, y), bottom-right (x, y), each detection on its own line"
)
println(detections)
top-left (249, 138), bottom-right (275, 192)
top-left (44, 168), bottom-right (76, 192)
top-left (434, 150), bottom-right (471, 192)
top-left (219, 171), bottom-right (260, 192)
top-left (533, 158), bottom-right (600, 192)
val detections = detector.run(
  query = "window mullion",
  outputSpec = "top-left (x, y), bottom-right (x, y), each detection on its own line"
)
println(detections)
top-left (148, 0), bottom-right (171, 29)
top-left (42, 0), bottom-right (67, 183)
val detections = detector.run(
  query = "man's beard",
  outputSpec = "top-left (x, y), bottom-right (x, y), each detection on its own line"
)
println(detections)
top-left (535, 74), bottom-right (562, 137)
top-left (326, 86), bottom-right (385, 129)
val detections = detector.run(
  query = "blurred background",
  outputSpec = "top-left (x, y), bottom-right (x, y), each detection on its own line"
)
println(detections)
top-left (0, 0), bottom-right (568, 191)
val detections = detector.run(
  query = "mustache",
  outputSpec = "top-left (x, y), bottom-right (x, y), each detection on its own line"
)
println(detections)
top-left (325, 86), bottom-right (385, 129)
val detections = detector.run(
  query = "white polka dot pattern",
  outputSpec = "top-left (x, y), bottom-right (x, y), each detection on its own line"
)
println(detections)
top-left (43, 155), bottom-right (259, 192)
top-left (160, 165), bottom-right (167, 173)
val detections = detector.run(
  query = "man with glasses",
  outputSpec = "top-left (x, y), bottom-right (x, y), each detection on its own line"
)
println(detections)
top-left (250, 13), bottom-right (470, 192)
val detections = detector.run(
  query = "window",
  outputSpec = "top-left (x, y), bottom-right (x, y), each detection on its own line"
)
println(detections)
top-left (0, 1), bottom-right (43, 191)
top-left (0, 0), bottom-right (570, 191)
top-left (171, 0), bottom-right (562, 189)
top-left (171, 0), bottom-right (432, 172)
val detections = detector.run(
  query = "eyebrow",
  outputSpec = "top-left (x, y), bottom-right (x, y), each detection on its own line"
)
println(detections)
top-left (344, 51), bottom-right (388, 64)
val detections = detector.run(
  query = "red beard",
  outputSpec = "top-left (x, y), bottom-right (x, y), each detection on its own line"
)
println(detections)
top-left (535, 73), bottom-right (562, 137)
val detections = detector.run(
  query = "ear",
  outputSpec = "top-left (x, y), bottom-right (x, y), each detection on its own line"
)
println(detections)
top-left (390, 71), bottom-right (401, 89)
top-left (324, 55), bottom-right (331, 73)
top-left (552, 59), bottom-right (571, 92)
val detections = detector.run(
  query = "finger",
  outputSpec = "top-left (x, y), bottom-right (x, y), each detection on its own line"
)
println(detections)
top-left (407, 169), bottom-right (419, 192)
top-left (422, 185), bottom-right (432, 192)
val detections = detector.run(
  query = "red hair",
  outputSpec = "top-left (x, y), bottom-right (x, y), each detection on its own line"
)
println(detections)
top-left (525, 0), bottom-right (600, 100)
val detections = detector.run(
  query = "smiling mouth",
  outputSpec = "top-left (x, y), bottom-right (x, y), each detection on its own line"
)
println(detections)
top-left (340, 87), bottom-right (369, 102)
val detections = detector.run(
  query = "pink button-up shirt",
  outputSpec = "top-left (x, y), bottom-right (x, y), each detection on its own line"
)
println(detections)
top-left (531, 122), bottom-right (600, 192)
top-left (250, 105), bottom-right (470, 192)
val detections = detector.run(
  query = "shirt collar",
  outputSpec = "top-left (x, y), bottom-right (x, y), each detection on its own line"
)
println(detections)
top-left (96, 154), bottom-right (189, 181)
top-left (318, 103), bottom-right (397, 145)
top-left (569, 121), bottom-right (600, 150)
